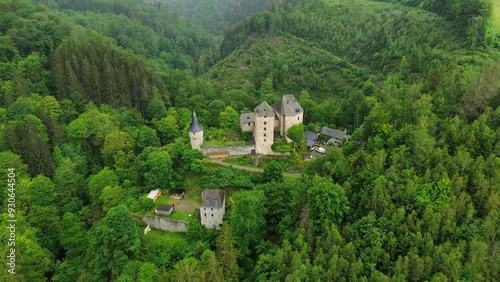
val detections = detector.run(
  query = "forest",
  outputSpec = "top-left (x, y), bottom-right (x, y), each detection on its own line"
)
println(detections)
top-left (0, 0), bottom-right (499, 281)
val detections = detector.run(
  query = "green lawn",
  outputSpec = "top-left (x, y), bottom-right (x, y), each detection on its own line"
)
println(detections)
top-left (223, 155), bottom-right (261, 168)
top-left (143, 228), bottom-right (187, 244)
top-left (170, 212), bottom-right (192, 221)
top-left (204, 139), bottom-right (247, 146)
top-left (155, 195), bottom-right (171, 205)
top-left (223, 154), bottom-right (302, 171)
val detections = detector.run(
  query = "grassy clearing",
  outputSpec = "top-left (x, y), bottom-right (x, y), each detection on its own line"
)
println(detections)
top-left (204, 139), bottom-right (247, 146)
top-left (143, 228), bottom-right (187, 244)
top-left (144, 195), bottom-right (200, 217)
top-left (223, 154), bottom-right (302, 171)
top-left (170, 212), bottom-right (192, 221)
top-left (155, 195), bottom-right (171, 206)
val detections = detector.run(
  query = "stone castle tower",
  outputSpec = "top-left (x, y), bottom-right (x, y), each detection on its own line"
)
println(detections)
top-left (239, 94), bottom-right (303, 155)
top-left (272, 94), bottom-right (304, 142)
top-left (189, 111), bottom-right (203, 150)
top-left (254, 102), bottom-right (275, 155)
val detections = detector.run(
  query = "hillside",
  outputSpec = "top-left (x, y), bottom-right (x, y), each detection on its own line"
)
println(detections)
top-left (494, 0), bottom-right (500, 32)
top-left (206, 33), bottom-right (369, 101)
top-left (0, 0), bottom-right (500, 281)
top-left (221, 0), bottom-right (464, 73)
top-left (31, 0), bottom-right (219, 69)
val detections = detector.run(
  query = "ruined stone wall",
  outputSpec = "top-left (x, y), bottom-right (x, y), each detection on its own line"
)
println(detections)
top-left (142, 216), bottom-right (188, 232)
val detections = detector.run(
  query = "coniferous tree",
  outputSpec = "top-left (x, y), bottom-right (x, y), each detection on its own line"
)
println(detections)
top-left (216, 223), bottom-right (239, 282)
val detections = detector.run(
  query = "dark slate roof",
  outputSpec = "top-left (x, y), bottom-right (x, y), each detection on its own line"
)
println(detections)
top-left (304, 131), bottom-right (318, 141)
top-left (254, 101), bottom-right (276, 117)
top-left (321, 127), bottom-right (347, 139)
top-left (157, 204), bottom-right (173, 211)
top-left (169, 188), bottom-right (185, 195)
top-left (202, 189), bottom-right (225, 208)
top-left (239, 112), bottom-right (255, 125)
top-left (307, 140), bottom-right (315, 147)
top-left (305, 131), bottom-right (318, 147)
top-left (189, 111), bottom-right (203, 133)
top-left (272, 94), bottom-right (303, 116)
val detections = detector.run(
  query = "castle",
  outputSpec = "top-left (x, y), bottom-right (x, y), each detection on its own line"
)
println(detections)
top-left (189, 94), bottom-right (303, 155)
top-left (239, 94), bottom-right (303, 154)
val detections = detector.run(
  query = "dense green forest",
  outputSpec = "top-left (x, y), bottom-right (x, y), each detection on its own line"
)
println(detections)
top-left (1, 0), bottom-right (500, 281)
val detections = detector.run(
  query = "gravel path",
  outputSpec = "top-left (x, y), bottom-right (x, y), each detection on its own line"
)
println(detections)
top-left (208, 158), bottom-right (302, 178)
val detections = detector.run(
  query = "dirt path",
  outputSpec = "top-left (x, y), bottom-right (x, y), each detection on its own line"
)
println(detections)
top-left (208, 158), bottom-right (301, 178)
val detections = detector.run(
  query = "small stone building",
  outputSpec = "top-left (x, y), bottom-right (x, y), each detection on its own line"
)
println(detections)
top-left (200, 189), bottom-right (225, 229)
top-left (156, 204), bottom-right (173, 216)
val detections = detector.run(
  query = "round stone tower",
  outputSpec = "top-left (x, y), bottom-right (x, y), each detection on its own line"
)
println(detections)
top-left (189, 111), bottom-right (203, 150)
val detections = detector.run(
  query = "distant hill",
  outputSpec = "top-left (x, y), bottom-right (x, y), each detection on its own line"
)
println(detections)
top-left (144, 0), bottom-right (275, 34)
top-left (220, 0), bottom-right (464, 74)
top-left (204, 33), bottom-right (369, 102)
top-left (30, 0), bottom-right (219, 69)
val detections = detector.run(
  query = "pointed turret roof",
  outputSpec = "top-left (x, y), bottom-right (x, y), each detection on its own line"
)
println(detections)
top-left (254, 101), bottom-right (276, 117)
top-left (189, 111), bottom-right (203, 133)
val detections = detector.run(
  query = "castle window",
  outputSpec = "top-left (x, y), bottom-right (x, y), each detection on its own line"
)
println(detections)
top-left (204, 213), bottom-right (207, 217)
top-left (264, 127), bottom-right (267, 131)
top-left (264, 121), bottom-right (267, 125)
top-left (264, 139), bottom-right (267, 142)
top-left (211, 214), bottom-right (214, 217)
top-left (194, 138), bottom-right (196, 140)
top-left (248, 123), bottom-right (250, 126)
top-left (247, 116), bottom-right (250, 119)
top-left (264, 134), bottom-right (266, 137)
top-left (298, 116), bottom-right (300, 121)
top-left (211, 208), bottom-right (213, 211)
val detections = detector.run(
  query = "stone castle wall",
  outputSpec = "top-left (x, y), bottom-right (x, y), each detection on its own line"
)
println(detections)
top-left (200, 207), bottom-right (224, 229)
top-left (283, 112), bottom-right (303, 142)
top-left (201, 145), bottom-right (255, 156)
top-left (142, 216), bottom-right (188, 233)
top-left (254, 116), bottom-right (275, 154)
